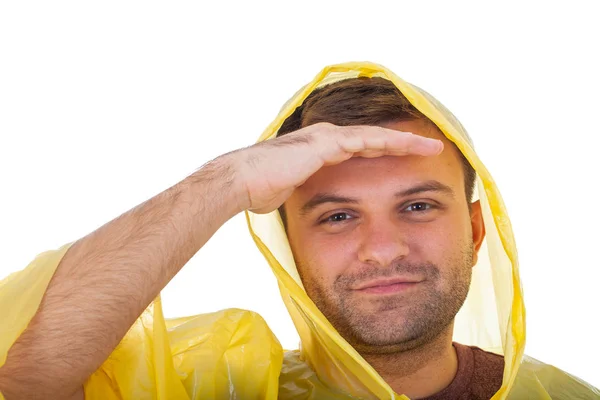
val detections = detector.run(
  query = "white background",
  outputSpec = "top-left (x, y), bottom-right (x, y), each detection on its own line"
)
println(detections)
top-left (1, 1), bottom-right (598, 388)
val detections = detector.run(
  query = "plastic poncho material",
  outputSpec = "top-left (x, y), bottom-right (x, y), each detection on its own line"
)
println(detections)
top-left (1, 62), bottom-right (598, 400)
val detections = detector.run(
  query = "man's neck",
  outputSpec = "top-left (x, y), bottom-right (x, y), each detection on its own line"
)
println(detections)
top-left (361, 327), bottom-right (457, 399)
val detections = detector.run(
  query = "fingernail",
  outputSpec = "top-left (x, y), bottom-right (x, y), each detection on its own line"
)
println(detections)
top-left (432, 140), bottom-right (443, 153)
top-left (438, 140), bottom-right (444, 152)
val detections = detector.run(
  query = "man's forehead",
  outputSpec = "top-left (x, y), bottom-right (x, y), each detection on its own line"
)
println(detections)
top-left (298, 148), bottom-right (461, 190)
top-left (288, 157), bottom-right (463, 216)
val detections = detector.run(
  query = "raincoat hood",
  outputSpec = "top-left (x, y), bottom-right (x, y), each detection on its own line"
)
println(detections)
top-left (246, 61), bottom-right (524, 399)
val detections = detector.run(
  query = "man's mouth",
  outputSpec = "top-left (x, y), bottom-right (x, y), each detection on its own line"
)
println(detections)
top-left (353, 277), bottom-right (423, 295)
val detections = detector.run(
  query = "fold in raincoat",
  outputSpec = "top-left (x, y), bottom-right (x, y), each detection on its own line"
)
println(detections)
top-left (1, 62), bottom-right (598, 399)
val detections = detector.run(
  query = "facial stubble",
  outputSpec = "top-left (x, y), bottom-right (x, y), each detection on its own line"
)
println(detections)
top-left (298, 243), bottom-right (474, 354)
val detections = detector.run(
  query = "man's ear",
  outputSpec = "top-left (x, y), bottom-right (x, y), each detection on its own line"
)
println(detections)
top-left (470, 200), bottom-right (486, 267)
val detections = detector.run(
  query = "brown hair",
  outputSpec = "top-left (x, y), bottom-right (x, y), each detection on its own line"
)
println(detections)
top-left (276, 77), bottom-right (476, 222)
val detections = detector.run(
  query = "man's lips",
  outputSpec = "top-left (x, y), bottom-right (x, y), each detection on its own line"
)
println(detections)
top-left (352, 277), bottom-right (423, 294)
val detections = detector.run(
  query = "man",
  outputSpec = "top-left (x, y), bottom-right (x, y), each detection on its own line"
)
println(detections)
top-left (0, 62), bottom-right (598, 399)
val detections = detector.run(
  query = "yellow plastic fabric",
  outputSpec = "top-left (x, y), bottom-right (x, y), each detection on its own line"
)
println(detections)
top-left (1, 62), bottom-right (598, 399)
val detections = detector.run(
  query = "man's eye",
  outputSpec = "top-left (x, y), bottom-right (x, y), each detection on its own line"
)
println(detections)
top-left (322, 213), bottom-right (353, 224)
top-left (404, 202), bottom-right (433, 212)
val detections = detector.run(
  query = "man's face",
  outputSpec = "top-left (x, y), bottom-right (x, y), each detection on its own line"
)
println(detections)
top-left (283, 120), bottom-right (485, 354)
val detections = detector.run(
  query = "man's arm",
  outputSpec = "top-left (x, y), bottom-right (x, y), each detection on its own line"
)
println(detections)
top-left (0, 159), bottom-right (244, 399)
top-left (0, 123), bottom-right (442, 398)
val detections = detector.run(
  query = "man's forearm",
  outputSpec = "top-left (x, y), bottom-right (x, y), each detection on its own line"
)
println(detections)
top-left (0, 158), bottom-right (244, 398)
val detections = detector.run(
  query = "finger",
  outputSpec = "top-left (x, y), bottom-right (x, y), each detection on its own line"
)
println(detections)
top-left (385, 130), bottom-right (443, 156)
top-left (335, 125), bottom-right (443, 156)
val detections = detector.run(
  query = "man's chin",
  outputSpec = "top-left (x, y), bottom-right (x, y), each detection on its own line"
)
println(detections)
top-left (341, 315), bottom-right (451, 354)
top-left (340, 322), bottom-right (419, 352)
top-left (349, 335), bottom-right (427, 355)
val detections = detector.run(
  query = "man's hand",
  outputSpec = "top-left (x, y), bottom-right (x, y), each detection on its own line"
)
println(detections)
top-left (229, 123), bottom-right (443, 214)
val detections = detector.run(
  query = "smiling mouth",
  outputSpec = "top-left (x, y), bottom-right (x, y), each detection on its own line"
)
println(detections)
top-left (357, 281), bottom-right (420, 295)
top-left (353, 278), bottom-right (423, 295)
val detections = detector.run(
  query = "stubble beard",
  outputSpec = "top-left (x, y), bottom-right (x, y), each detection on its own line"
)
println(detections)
top-left (300, 243), bottom-right (474, 354)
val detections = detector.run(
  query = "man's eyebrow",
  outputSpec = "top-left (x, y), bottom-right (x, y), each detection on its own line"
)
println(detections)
top-left (299, 180), bottom-right (455, 217)
top-left (299, 193), bottom-right (359, 217)
top-left (395, 180), bottom-right (455, 198)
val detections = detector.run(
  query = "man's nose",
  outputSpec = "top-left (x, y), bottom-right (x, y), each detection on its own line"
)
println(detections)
top-left (356, 219), bottom-right (410, 267)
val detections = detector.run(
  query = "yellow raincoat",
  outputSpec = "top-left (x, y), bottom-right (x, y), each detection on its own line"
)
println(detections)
top-left (1, 62), bottom-right (598, 399)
